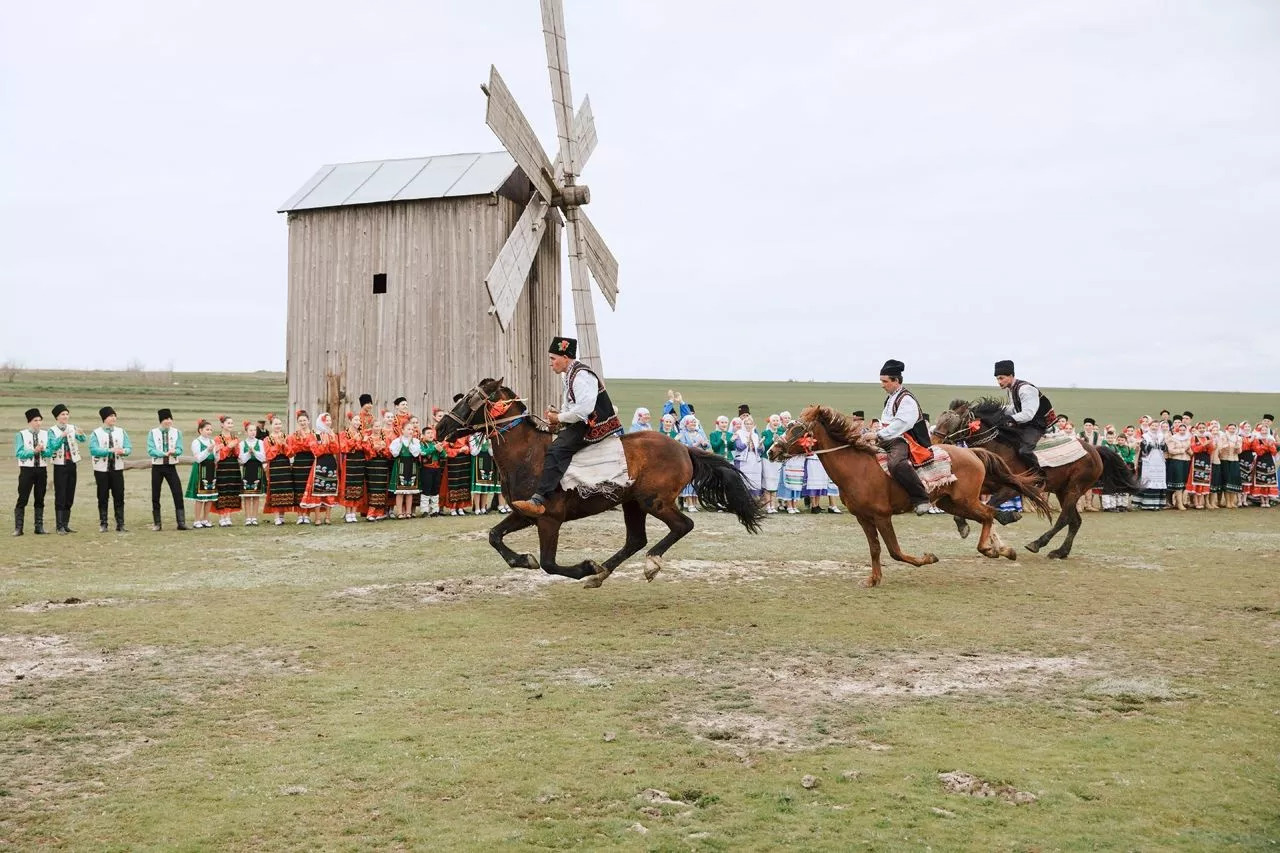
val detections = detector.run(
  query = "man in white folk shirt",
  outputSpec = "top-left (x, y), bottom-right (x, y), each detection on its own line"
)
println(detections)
top-left (511, 336), bottom-right (624, 517)
top-left (49, 403), bottom-right (86, 534)
top-left (994, 359), bottom-right (1055, 478)
top-left (875, 359), bottom-right (937, 516)
top-left (90, 406), bottom-right (132, 533)
top-left (148, 408), bottom-right (187, 531)
top-left (14, 407), bottom-right (54, 536)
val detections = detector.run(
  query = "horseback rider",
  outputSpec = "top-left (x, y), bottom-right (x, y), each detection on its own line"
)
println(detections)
top-left (875, 359), bottom-right (934, 516)
top-left (994, 359), bottom-right (1055, 476)
top-left (511, 337), bottom-right (624, 518)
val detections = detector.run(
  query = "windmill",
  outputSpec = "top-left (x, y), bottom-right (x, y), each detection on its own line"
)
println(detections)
top-left (480, 0), bottom-right (618, 374)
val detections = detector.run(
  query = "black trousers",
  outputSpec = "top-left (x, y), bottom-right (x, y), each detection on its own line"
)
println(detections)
top-left (1012, 423), bottom-right (1047, 468)
top-left (884, 438), bottom-right (929, 505)
top-left (16, 466), bottom-right (48, 513)
top-left (95, 469), bottom-right (126, 524)
top-left (53, 463), bottom-right (77, 515)
top-left (151, 464), bottom-right (184, 522)
top-left (534, 422), bottom-right (588, 498)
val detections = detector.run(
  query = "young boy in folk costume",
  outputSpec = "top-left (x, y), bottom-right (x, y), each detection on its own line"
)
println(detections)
top-left (362, 413), bottom-right (393, 521)
top-left (390, 417), bottom-right (422, 519)
top-left (90, 406), bottom-right (132, 533)
top-left (470, 432), bottom-right (506, 514)
top-left (185, 419), bottom-right (219, 528)
top-left (1245, 424), bottom-right (1277, 508)
top-left (14, 407), bottom-right (53, 536)
top-left (238, 420), bottom-right (267, 525)
top-left (287, 411), bottom-right (317, 524)
top-left (263, 415), bottom-right (295, 525)
top-left (1217, 422), bottom-right (1243, 508)
top-left (390, 397), bottom-right (412, 435)
top-left (418, 427), bottom-right (446, 517)
top-left (48, 404), bottom-right (85, 534)
top-left (338, 411), bottom-right (368, 523)
top-left (211, 416), bottom-right (243, 527)
top-left (1186, 424), bottom-right (1215, 509)
top-left (301, 413), bottom-right (340, 525)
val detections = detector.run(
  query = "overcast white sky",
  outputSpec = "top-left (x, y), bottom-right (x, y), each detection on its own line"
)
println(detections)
top-left (2, 1), bottom-right (1277, 391)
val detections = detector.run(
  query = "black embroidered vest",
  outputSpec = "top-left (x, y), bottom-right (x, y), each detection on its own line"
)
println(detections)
top-left (565, 362), bottom-right (623, 443)
top-left (889, 388), bottom-right (933, 447)
top-left (1010, 379), bottom-right (1055, 428)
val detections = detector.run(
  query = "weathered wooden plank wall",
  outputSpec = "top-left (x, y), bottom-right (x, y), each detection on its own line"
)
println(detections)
top-left (284, 196), bottom-right (561, 428)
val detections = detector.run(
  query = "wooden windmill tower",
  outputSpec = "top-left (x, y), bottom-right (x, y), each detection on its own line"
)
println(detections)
top-left (481, 0), bottom-right (619, 374)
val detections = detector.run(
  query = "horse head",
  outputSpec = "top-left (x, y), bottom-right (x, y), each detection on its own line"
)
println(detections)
top-left (768, 418), bottom-right (816, 461)
top-left (435, 377), bottom-right (515, 441)
top-left (932, 399), bottom-right (972, 444)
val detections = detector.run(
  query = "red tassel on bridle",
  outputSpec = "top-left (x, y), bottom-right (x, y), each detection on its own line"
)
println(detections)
top-left (488, 399), bottom-right (512, 419)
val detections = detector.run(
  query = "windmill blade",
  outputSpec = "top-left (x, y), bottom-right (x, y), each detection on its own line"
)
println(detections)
top-left (541, 0), bottom-right (577, 179)
top-left (484, 65), bottom-right (556, 202)
top-left (485, 195), bottom-right (548, 330)
top-left (574, 207), bottom-right (618, 309)
top-left (565, 210), bottom-right (603, 373)
top-left (553, 96), bottom-right (596, 184)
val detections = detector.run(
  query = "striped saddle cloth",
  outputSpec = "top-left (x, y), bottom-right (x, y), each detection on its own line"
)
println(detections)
top-left (1034, 434), bottom-right (1087, 468)
top-left (877, 447), bottom-right (957, 493)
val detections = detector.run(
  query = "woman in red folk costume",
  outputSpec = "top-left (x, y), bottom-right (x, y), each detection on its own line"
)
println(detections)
top-left (362, 412), bottom-right (393, 521)
top-left (301, 413), bottom-right (340, 525)
top-left (264, 415), bottom-right (295, 525)
top-left (1186, 423), bottom-right (1214, 509)
top-left (213, 415), bottom-right (243, 527)
top-left (338, 410), bottom-right (368, 523)
top-left (288, 411), bottom-right (317, 525)
top-left (1245, 423), bottom-right (1277, 508)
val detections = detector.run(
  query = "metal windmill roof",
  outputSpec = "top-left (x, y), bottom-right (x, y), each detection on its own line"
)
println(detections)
top-left (277, 151), bottom-right (519, 212)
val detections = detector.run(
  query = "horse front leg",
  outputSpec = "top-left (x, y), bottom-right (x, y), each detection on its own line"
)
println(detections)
top-left (855, 514), bottom-right (883, 588)
top-left (874, 515), bottom-right (939, 568)
top-left (1026, 491), bottom-right (1072, 554)
top-left (488, 509), bottom-right (540, 570)
top-left (1048, 504), bottom-right (1082, 560)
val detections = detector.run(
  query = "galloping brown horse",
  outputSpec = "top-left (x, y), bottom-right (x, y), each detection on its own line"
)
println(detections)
top-left (435, 379), bottom-right (765, 587)
top-left (769, 406), bottom-right (1052, 587)
top-left (932, 398), bottom-right (1140, 559)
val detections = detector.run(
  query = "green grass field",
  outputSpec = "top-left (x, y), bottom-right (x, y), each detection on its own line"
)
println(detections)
top-left (2, 371), bottom-right (1278, 850)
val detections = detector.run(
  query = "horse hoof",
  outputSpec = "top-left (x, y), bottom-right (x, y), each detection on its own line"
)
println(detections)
top-left (957, 523), bottom-right (971, 539)
top-left (582, 574), bottom-right (604, 589)
top-left (1047, 550), bottom-right (1068, 560)
top-left (1002, 548), bottom-right (1017, 561)
top-left (924, 553), bottom-right (938, 565)
top-left (524, 555), bottom-right (540, 571)
top-left (643, 556), bottom-right (663, 582)
top-left (1025, 542), bottom-right (1041, 554)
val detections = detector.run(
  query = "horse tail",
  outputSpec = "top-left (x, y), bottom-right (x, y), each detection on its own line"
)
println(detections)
top-left (1097, 445), bottom-right (1141, 493)
top-left (687, 449), bottom-right (766, 534)
top-left (973, 448), bottom-right (1055, 519)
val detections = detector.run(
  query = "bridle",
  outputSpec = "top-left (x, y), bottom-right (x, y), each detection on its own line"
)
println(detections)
top-left (934, 404), bottom-right (999, 446)
top-left (437, 382), bottom-right (530, 443)
top-left (778, 420), bottom-right (853, 457)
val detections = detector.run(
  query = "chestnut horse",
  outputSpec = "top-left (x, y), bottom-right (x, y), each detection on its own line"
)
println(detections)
top-left (435, 379), bottom-right (766, 587)
top-left (769, 406), bottom-right (1053, 587)
top-left (932, 398), bottom-right (1140, 559)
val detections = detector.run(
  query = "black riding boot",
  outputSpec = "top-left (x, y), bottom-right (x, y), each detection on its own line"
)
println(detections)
top-left (175, 506), bottom-right (188, 531)
top-left (99, 508), bottom-right (109, 533)
top-left (63, 509), bottom-right (75, 534)
top-left (115, 508), bottom-right (127, 533)
top-left (12, 508), bottom-right (23, 537)
top-left (151, 507), bottom-right (162, 532)
top-left (33, 508), bottom-right (46, 535)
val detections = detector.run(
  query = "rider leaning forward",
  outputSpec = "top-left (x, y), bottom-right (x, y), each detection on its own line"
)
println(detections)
top-left (511, 337), bottom-right (624, 518)
top-left (875, 359), bottom-right (936, 516)
top-left (994, 359), bottom-right (1054, 476)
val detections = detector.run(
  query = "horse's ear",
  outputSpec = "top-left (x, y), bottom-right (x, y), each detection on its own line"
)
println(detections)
top-left (495, 376), bottom-right (504, 388)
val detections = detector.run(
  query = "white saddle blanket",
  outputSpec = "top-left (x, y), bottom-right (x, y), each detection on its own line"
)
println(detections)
top-left (561, 435), bottom-right (633, 497)
top-left (1034, 434), bottom-right (1087, 468)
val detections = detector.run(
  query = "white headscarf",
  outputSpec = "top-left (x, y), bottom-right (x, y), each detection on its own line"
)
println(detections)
top-left (316, 413), bottom-right (332, 433)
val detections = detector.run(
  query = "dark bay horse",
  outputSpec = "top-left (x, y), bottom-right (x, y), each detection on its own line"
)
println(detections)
top-left (435, 379), bottom-right (766, 587)
top-left (932, 398), bottom-right (1140, 559)
top-left (769, 405), bottom-right (1052, 587)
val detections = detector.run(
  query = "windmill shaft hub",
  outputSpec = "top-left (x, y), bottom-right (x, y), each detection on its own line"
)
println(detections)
top-left (555, 184), bottom-right (590, 208)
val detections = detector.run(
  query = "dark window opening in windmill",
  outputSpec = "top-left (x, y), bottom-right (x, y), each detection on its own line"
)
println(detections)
top-left (373, 273), bottom-right (387, 294)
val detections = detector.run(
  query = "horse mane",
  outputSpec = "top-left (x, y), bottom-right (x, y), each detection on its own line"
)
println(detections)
top-left (801, 405), bottom-right (881, 454)
top-left (968, 397), bottom-right (1007, 429)
top-left (478, 379), bottom-right (551, 433)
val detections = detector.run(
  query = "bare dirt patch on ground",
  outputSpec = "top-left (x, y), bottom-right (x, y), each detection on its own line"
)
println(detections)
top-left (333, 569), bottom-right (560, 607)
top-left (938, 770), bottom-right (1038, 804)
top-left (9, 597), bottom-right (133, 613)
top-left (542, 650), bottom-right (1101, 752)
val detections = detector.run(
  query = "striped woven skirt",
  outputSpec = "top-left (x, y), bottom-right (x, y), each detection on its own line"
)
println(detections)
top-left (214, 457), bottom-right (243, 513)
top-left (364, 458), bottom-right (391, 510)
top-left (266, 456), bottom-right (296, 510)
top-left (341, 454), bottom-right (367, 507)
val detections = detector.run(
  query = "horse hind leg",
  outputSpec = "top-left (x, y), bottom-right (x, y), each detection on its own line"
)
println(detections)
top-left (641, 504), bottom-right (694, 582)
top-left (856, 514), bottom-right (884, 587)
top-left (953, 515), bottom-right (970, 539)
top-left (534, 518), bottom-right (601, 581)
top-left (582, 501), bottom-right (648, 589)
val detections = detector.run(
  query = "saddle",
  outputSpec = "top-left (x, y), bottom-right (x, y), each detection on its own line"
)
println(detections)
top-left (876, 446), bottom-right (957, 493)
